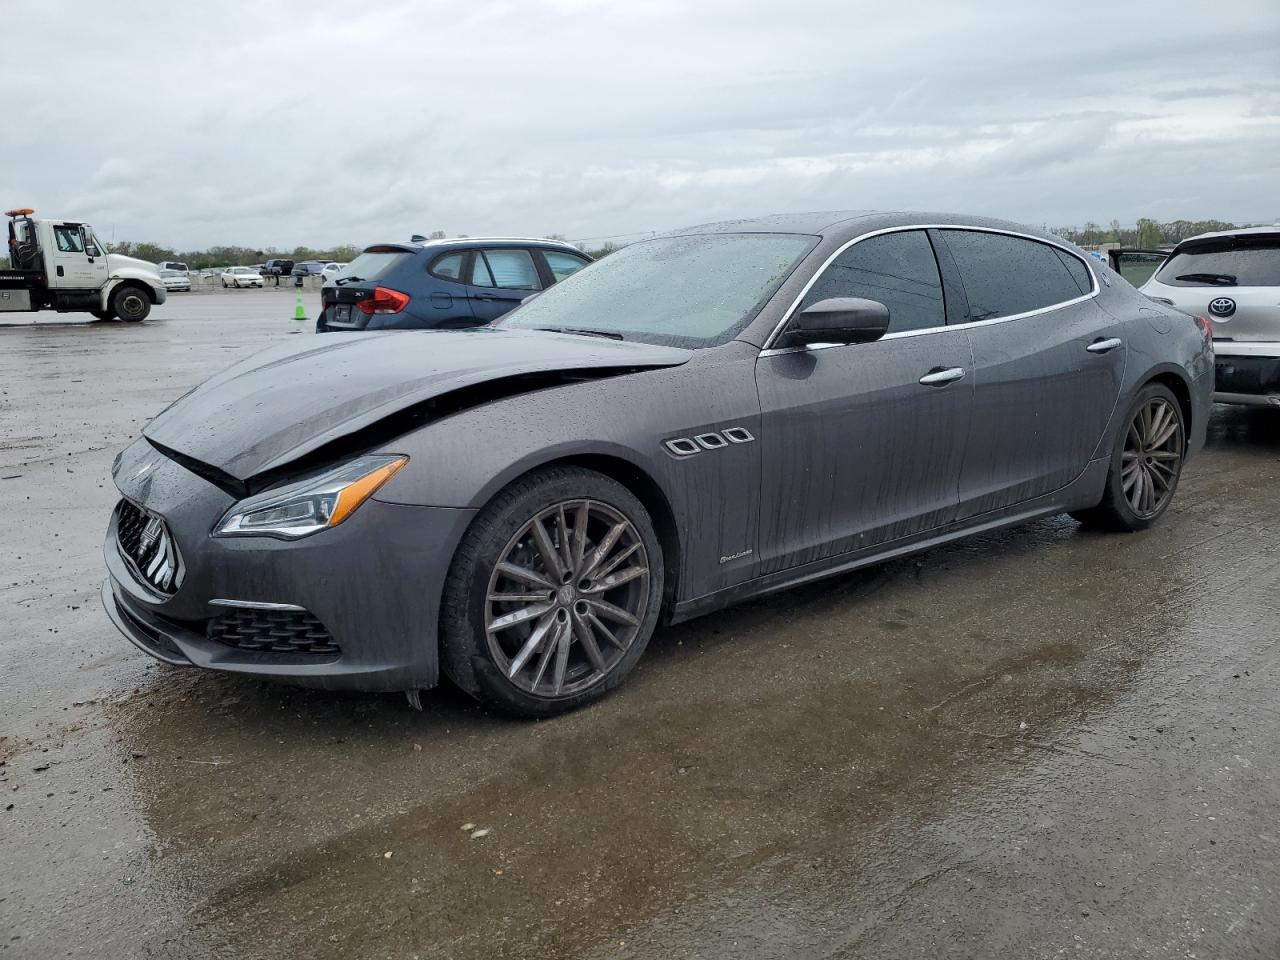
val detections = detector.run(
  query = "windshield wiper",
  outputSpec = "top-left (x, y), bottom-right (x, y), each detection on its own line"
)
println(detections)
top-left (534, 326), bottom-right (624, 340)
top-left (1175, 272), bottom-right (1237, 286)
top-left (334, 275), bottom-right (364, 286)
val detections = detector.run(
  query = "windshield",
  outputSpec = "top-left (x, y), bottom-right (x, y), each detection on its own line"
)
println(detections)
top-left (497, 233), bottom-right (815, 347)
top-left (1155, 237), bottom-right (1280, 287)
top-left (342, 250), bottom-right (410, 282)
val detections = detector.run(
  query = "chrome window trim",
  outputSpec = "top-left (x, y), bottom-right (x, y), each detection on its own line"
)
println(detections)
top-left (209, 599), bottom-right (308, 612)
top-left (759, 223), bottom-right (1100, 356)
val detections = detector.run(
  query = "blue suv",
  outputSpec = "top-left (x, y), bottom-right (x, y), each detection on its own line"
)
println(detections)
top-left (317, 237), bottom-right (591, 332)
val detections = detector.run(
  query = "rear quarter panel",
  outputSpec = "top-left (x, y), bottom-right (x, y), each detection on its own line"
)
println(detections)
top-left (1097, 277), bottom-right (1213, 457)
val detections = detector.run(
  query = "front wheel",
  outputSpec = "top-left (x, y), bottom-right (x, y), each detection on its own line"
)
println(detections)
top-left (440, 466), bottom-right (664, 717)
top-left (111, 285), bottom-right (151, 322)
top-left (1072, 382), bottom-right (1185, 532)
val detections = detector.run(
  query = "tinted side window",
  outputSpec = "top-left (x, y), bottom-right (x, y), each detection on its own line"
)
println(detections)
top-left (543, 250), bottom-right (590, 283)
top-left (941, 231), bottom-right (1084, 321)
top-left (800, 230), bottom-right (944, 333)
top-left (482, 249), bottom-right (542, 290)
top-left (1053, 248), bottom-right (1094, 295)
top-left (429, 252), bottom-right (465, 282)
top-left (470, 254), bottom-right (494, 287)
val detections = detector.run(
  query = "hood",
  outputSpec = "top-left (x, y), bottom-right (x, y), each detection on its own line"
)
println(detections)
top-left (143, 328), bottom-right (692, 482)
top-left (107, 253), bottom-right (161, 277)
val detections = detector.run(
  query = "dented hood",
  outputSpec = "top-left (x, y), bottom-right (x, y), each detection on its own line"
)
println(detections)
top-left (144, 328), bottom-right (691, 481)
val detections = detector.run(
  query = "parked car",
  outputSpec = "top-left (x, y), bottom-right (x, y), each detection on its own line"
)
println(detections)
top-left (1135, 227), bottom-right (1280, 407)
top-left (221, 266), bottom-right (264, 288)
top-left (317, 237), bottom-right (591, 332)
top-left (159, 269), bottom-right (191, 292)
top-left (290, 260), bottom-right (328, 277)
top-left (158, 261), bottom-right (189, 275)
top-left (103, 212), bottom-right (1211, 717)
top-left (320, 261), bottom-right (348, 281)
top-left (262, 259), bottom-right (295, 277)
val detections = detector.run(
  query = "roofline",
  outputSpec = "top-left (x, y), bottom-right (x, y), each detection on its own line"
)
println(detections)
top-left (426, 236), bottom-right (582, 249)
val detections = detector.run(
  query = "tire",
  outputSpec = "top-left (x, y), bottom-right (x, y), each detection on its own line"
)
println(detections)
top-left (111, 285), bottom-right (151, 322)
top-left (222, 280), bottom-right (227, 288)
top-left (90, 309), bottom-right (114, 322)
top-left (1072, 382), bottom-right (1185, 532)
top-left (440, 466), bottom-right (664, 717)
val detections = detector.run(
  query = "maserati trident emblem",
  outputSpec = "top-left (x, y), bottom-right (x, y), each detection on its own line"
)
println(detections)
top-left (1208, 297), bottom-right (1236, 318)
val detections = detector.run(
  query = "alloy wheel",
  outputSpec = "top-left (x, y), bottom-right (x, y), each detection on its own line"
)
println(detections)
top-left (485, 499), bottom-right (650, 698)
top-left (1122, 396), bottom-right (1182, 518)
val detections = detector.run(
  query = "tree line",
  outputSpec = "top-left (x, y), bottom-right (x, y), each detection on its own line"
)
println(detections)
top-left (1052, 218), bottom-right (1239, 249)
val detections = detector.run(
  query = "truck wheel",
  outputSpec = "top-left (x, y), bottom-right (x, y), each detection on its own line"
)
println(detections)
top-left (111, 286), bottom-right (151, 322)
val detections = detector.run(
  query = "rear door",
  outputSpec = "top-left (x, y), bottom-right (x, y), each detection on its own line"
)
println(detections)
top-left (936, 229), bottom-right (1126, 518)
top-left (465, 248), bottom-right (543, 322)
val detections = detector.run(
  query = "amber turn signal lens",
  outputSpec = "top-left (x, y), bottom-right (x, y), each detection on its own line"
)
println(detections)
top-left (329, 456), bottom-right (408, 528)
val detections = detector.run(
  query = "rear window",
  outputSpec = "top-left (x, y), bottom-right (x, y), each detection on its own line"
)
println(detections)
top-left (343, 250), bottom-right (411, 282)
top-left (1154, 237), bottom-right (1280, 287)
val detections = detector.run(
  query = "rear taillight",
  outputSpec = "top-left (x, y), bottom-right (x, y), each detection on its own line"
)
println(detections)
top-left (356, 287), bottom-right (410, 316)
top-left (1192, 314), bottom-right (1213, 339)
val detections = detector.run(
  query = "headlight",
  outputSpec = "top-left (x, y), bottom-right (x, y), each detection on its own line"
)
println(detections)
top-left (213, 455), bottom-right (407, 540)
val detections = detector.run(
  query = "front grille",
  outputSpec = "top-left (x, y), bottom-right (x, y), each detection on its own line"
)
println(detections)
top-left (207, 608), bottom-right (340, 656)
top-left (115, 499), bottom-right (183, 594)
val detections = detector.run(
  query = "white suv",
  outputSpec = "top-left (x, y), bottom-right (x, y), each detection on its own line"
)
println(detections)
top-left (1140, 227), bottom-right (1280, 407)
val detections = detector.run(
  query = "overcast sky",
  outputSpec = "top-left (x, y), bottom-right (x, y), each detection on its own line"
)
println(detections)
top-left (3, 0), bottom-right (1278, 251)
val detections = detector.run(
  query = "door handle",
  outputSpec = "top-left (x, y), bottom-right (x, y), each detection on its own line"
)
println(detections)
top-left (919, 366), bottom-right (965, 386)
top-left (1086, 337), bottom-right (1122, 354)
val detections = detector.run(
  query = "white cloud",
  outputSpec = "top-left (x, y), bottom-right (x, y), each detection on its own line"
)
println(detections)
top-left (2, 0), bottom-right (1277, 250)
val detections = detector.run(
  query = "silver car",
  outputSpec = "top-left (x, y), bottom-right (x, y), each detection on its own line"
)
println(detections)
top-left (1140, 227), bottom-right (1280, 406)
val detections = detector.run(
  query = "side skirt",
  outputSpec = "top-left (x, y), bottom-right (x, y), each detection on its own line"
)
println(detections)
top-left (667, 458), bottom-right (1109, 625)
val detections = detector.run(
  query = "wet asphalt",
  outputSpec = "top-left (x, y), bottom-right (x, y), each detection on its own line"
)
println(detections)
top-left (1, 290), bottom-right (1278, 959)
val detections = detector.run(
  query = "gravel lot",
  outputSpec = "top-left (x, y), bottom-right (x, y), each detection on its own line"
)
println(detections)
top-left (1, 290), bottom-right (1278, 959)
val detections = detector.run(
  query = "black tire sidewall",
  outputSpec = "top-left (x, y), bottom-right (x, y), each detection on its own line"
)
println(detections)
top-left (1103, 383), bottom-right (1185, 530)
top-left (111, 286), bottom-right (150, 322)
top-left (441, 467), bottom-right (664, 718)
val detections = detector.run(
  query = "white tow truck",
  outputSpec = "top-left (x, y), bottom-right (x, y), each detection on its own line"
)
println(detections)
top-left (1, 208), bottom-right (166, 321)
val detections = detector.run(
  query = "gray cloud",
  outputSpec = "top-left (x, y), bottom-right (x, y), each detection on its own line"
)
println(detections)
top-left (2, 0), bottom-right (1277, 250)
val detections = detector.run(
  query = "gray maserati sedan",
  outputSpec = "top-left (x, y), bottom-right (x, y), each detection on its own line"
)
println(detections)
top-left (103, 212), bottom-right (1213, 716)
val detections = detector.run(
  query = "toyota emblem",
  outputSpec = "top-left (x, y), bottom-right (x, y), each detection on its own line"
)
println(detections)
top-left (1208, 297), bottom-right (1236, 317)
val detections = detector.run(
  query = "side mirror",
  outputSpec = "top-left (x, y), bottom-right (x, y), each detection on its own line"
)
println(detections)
top-left (787, 297), bottom-right (890, 346)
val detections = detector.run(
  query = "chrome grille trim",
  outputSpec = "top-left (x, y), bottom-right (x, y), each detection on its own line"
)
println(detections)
top-left (115, 499), bottom-right (185, 595)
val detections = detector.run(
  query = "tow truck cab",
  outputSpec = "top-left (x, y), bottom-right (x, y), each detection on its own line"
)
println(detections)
top-left (2, 208), bottom-right (166, 321)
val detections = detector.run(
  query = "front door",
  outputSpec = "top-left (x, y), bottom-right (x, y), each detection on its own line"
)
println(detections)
top-left (933, 229), bottom-right (1127, 517)
top-left (465, 248), bottom-right (542, 323)
top-left (48, 222), bottom-right (107, 289)
top-left (754, 229), bottom-right (974, 575)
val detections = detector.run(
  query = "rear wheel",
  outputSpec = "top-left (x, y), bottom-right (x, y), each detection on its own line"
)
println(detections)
top-left (440, 466), bottom-right (664, 717)
top-left (111, 285), bottom-right (151, 322)
top-left (1072, 383), bottom-right (1185, 531)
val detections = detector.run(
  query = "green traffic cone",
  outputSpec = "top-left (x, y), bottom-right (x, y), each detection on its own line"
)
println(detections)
top-left (293, 287), bottom-right (307, 327)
